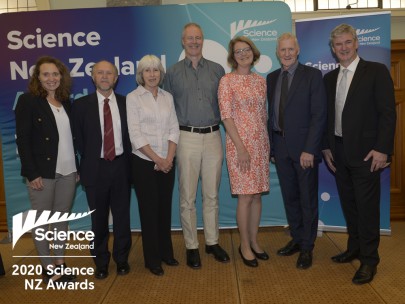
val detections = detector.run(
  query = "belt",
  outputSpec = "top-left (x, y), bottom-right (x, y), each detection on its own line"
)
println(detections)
top-left (180, 125), bottom-right (219, 134)
top-left (100, 154), bottom-right (123, 161)
top-left (274, 130), bottom-right (285, 137)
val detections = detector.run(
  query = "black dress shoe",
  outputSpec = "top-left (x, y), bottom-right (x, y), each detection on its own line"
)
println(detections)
top-left (55, 263), bottom-right (77, 281)
top-left (238, 247), bottom-right (258, 267)
top-left (352, 264), bottom-right (377, 285)
top-left (296, 250), bottom-right (312, 269)
top-left (277, 240), bottom-right (300, 256)
top-left (205, 244), bottom-right (230, 263)
top-left (117, 262), bottom-right (130, 275)
top-left (186, 249), bottom-right (201, 269)
top-left (162, 258), bottom-right (179, 266)
top-left (149, 266), bottom-right (164, 276)
top-left (95, 267), bottom-right (109, 280)
top-left (251, 247), bottom-right (269, 260)
top-left (331, 250), bottom-right (359, 263)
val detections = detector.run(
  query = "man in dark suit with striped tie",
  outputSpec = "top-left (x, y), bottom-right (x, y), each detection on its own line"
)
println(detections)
top-left (72, 60), bottom-right (132, 280)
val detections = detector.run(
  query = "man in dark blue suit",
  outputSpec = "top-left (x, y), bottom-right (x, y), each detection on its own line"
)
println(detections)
top-left (267, 33), bottom-right (326, 269)
top-left (323, 24), bottom-right (396, 284)
top-left (72, 60), bottom-right (132, 279)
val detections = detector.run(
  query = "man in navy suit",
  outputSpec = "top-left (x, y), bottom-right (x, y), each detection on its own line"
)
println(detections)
top-left (267, 33), bottom-right (326, 269)
top-left (72, 60), bottom-right (132, 279)
top-left (323, 24), bottom-right (396, 284)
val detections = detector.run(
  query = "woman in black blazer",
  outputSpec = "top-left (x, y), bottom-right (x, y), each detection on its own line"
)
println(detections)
top-left (15, 56), bottom-right (77, 283)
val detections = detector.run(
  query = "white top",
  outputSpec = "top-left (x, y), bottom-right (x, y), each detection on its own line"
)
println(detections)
top-left (48, 103), bottom-right (76, 176)
top-left (96, 91), bottom-right (124, 158)
top-left (126, 85), bottom-right (179, 162)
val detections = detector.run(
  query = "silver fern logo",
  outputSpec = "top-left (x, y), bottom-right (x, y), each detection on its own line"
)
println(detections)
top-left (12, 210), bottom-right (94, 248)
top-left (356, 28), bottom-right (380, 35)
top-left (230, 19), bottom-right (277, 38)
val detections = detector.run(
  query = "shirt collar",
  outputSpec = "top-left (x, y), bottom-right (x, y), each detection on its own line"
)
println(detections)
top-left (185, 56), bottom-right (205, 68)
top-left (341, 55), bottom-right (360, 73)
top-left (96, 91), bottom-right (115, 104)
top-left (136, 85), bottom-right (165, 97)
top-left (282, 60), bottom-right (299, 76)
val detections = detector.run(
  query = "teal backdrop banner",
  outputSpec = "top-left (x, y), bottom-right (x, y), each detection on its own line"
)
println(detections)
top-left (0, 3), bottom-right (292, 231)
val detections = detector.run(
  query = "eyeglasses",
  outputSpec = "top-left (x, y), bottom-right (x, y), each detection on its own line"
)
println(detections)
top-left (234, 47), bottom-right (252, 56)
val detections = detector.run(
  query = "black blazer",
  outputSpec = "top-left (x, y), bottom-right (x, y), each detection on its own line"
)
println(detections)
top-left (267, 63), bottom-right (327, 161)
top-left (323, 58), bottom-right (396, 166)
top-left (71, 92), bottom-right (131, 187)
top-left (15, 93), bottom-right (76, 181)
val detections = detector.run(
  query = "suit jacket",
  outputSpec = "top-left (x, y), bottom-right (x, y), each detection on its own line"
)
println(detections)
top-left (323, 58), bottom-right (396, 166)
top-left (267, 63), bottom-right (326, 161)
top-left (15, 93), bottom-right (76, 181)
top-left (71, 92), bottom-right (131, 187)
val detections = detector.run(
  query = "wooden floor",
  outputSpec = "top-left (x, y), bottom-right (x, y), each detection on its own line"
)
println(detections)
top-left (1, 222), bottom-right (404, 304)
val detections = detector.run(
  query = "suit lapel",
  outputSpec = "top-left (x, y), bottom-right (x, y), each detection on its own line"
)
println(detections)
top-left (89, 93), bottom-right (103, 139)
top-left (38, 97), bottom-right (57, 128)
top-left (329, 69), bottom-right (339, 100)
top-left (269, 70), bottom-right (280, 107)
top-left (285, 63), bottom-right (304, 107)
top-left (346, 59), bottom-right (366, 103)
top-left (116, 95), bottom-right (125, 121)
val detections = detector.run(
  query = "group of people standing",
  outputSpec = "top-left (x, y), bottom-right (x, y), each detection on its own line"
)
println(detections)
top-left (15, 22), bottom-right (396, 286)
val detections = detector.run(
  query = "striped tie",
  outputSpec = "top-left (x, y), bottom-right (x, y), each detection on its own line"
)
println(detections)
top-left (103, 98), bottom-right (115, 161)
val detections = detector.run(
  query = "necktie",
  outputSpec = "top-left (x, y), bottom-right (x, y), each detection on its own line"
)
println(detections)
top-left (335, 69), bottom-right (348, 136)
top-left (103, 98), bottom-right (116, 161)
top-left (279, 71), bottom-right (289, 130)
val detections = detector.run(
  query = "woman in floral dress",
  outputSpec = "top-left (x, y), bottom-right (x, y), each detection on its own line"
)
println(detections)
top-left (218, 36), bottom-right (270, 267)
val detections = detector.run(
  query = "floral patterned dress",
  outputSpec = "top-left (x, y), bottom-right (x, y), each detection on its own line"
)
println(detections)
top-left (218, 72), bottom-right (270, 195)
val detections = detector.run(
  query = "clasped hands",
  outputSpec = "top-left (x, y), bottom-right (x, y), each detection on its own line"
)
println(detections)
top-left (154, 157), bottom-right (173, 174)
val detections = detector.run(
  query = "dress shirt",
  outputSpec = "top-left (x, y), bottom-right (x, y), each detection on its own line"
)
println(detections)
top-left (126, 85), bottom-right (180, 162)
top-left (273, 61), bottom-right (299, 131)
top-left (334, 56), bottom-right (360, 136)
top-left (164, 57), bottom-right (225, 127)
top-left (96, 91), bottom-right (124, 158)
top-left (48, 103), bottom-right (76, 175)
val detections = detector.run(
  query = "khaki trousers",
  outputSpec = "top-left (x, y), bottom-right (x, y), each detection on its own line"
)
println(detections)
top-left (176, 130), bottom-right (223, 249)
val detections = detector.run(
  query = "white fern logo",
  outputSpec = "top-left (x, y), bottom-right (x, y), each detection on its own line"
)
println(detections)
top-left (356, 28), bottom-right (380, 36)
top-left (230, 19), bottom-right (277, 38)
top-left (12, 210), bottom-right (95, 248)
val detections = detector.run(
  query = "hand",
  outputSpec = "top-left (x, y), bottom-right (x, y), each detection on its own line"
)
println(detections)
top-left (270, 156), bottom-right (276, 164)
top-left (364, 150), bottom-right (388, 172)
top-left (237, 148), bottom-right (250, 173)
top-left (76, 173), bottom-right (80, 183)
top-left (29, 177), bottom-right (44, 190)
top-left (322, 149), bottom-right (336, 173)
top-left (300, 152), bottom-right (314, 170)
top-left (155, 157), bottom-right (173, 174)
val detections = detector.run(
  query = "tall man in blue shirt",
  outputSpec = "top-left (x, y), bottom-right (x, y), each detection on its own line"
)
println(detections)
top-left (164, 23), bottom-right (230, 269)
